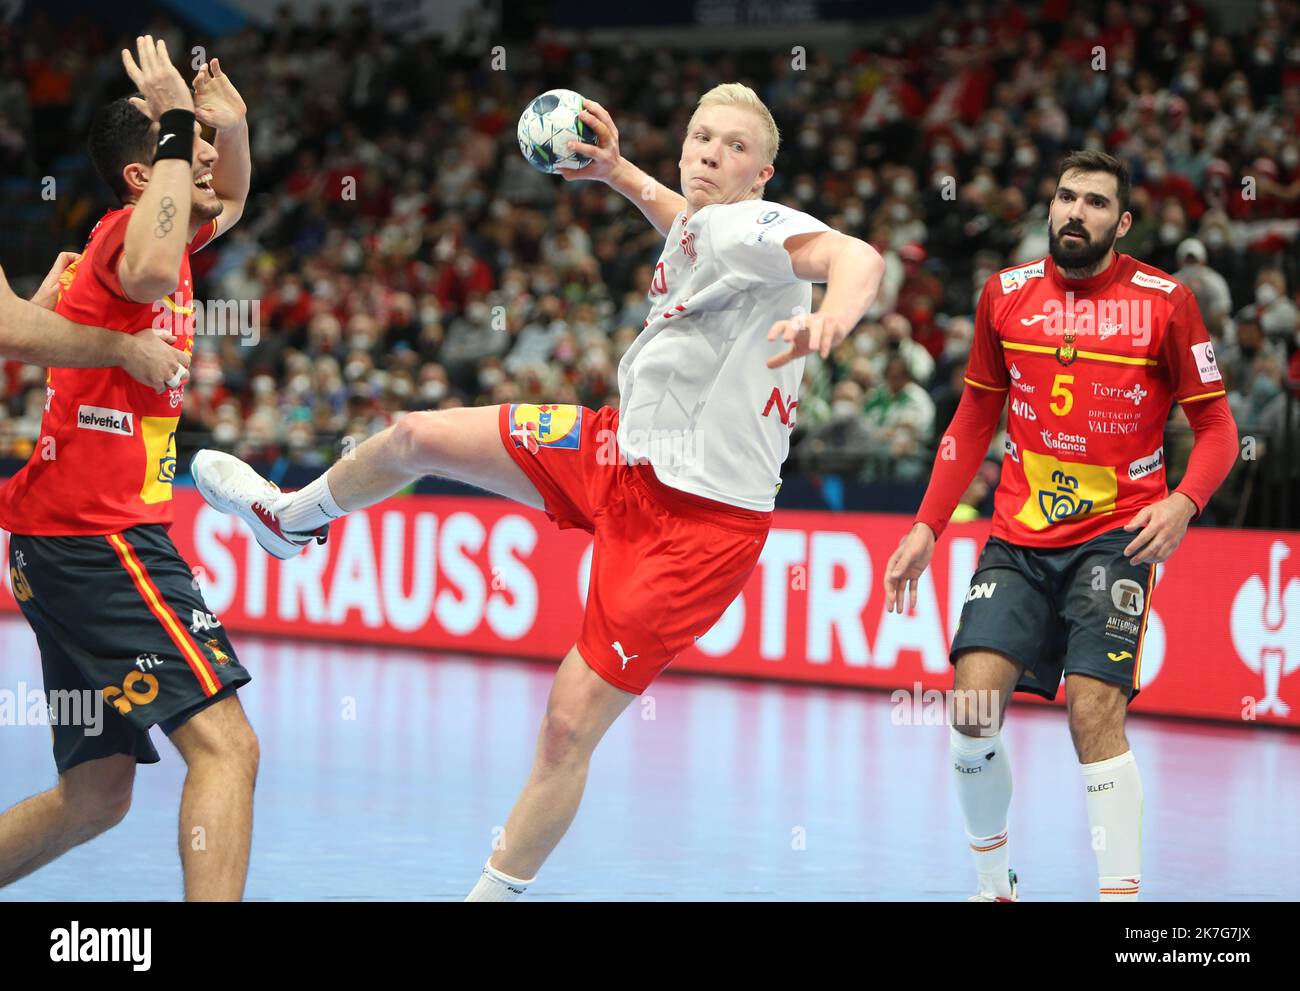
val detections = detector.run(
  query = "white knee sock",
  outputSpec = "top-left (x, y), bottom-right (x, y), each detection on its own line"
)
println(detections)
top-left (464, 859), bottom-right (535, 902)
top-left (1081, 750), bottom-right (1143, 901)
top-left (951, 726), bottom-right (1014, 897)
top-left (277, 472), bottom-right (344, 532)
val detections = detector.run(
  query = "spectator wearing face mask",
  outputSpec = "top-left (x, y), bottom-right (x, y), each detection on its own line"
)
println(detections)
top-left (795, 379), bottom-right (875, 477)
top-left (874, 313), bottom-right (935, 387)
top-left (1248, 267), bottom-right (1298, 341)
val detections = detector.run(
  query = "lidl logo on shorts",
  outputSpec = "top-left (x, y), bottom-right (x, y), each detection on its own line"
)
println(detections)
top-left (1111, 578), bottom-right (1145, 616)
top-left (77, 405), bottom-right (133, 436)
top-left (508, 404), bottom-right (582, 454)
top-left (1013, 451), bottom-right (1116, 531)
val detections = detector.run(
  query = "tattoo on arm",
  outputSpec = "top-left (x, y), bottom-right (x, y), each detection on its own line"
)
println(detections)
top-left (154, 197), bottom-right (178, 238)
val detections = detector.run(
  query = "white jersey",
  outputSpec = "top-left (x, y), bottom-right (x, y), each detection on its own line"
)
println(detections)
top-left (616, 200), bottom-right (830, 511)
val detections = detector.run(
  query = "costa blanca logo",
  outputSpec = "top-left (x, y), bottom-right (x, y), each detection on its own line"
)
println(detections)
top-left (76, 406), bottom-right (134, 436)
top-left (1040, 429), bottom-right (1088, 455)
top-left (1230, 540), bottom-right (1299, 715)
top-left (1127, 447), bottom-right (1164, 480)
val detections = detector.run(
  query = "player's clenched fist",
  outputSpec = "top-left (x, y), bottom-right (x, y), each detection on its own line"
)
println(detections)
top-left (123, 328), bottom-right (192, 394)
top-left (766, 311), bottom-right (851, 368)
top-left (563, 100), bottom-right (621, 183)
top-left (121, 35), bottom-right (194, 119)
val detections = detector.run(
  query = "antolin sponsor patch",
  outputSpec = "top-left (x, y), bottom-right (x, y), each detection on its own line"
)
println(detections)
top-left (77, 406), bottom-right (134, 436)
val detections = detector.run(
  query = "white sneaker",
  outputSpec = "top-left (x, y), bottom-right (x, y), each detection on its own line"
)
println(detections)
top-left (190, 450), bottom-right (328, 560)
top-left (968, 869), bottom-right (1019, 902)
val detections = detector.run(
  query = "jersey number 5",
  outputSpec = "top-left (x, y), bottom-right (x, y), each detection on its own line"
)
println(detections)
top-left (1049, 374), bottom-right (1074, 416)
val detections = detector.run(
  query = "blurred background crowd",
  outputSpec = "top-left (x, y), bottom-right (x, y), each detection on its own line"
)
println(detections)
top-left (0, 0), bottom-right (1296, 526)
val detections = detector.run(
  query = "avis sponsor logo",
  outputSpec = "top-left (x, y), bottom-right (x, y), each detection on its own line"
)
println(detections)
top-left (77, 405), bottom-right (134, 436)
top-left (1040, 429), bottom-right (1088, 455)
top-left (49, 922), bottom-right (151, 971)
top-left (1011, 398), bottom-right (1037, 421)
top-left (1128, 448), bottom-right (1164, 481)
top-left (1191, 341), bottom-right (1221, 384)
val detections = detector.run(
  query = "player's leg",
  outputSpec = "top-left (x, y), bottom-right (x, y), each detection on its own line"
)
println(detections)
top-left (0, 755), bottom-right (136, 887)
top-left (947, 538), bottom-right (1060, 901)
top-left (166, 692), bottom-right (259, 901)
top-left (950, 649), bottom-right (1023, 901)
top-left (1060, 531), bottom-right (1151, 901)
top-left (193, 406), bottom-right (546, 556)
top-left (466, 644), bottom-right (634, 901)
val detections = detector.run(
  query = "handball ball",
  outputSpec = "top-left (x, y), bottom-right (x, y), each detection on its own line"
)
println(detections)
top-left (517, 89), bottom-right (594, 174)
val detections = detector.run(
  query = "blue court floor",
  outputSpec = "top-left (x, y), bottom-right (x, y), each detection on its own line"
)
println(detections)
top-left (0, 616), bottom-right (1296, 901)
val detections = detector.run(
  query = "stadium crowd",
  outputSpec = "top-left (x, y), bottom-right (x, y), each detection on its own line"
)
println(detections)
top-left (0, 0), bottom-right (1297, 522)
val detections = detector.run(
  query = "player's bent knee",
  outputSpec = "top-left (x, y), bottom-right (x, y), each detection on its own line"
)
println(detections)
top-left (535, 709), bottom-right (586, 768)
top-left (60, 761), bottom-right (134, 832)
top-left (172, 700), bottom-right (260, 777)
top-left (389, 409), bottom-right (442, 471)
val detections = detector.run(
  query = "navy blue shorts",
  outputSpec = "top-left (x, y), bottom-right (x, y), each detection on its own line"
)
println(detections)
top-left (9, 525), bottom-right (249, 773)
top-left (949, 528), bottom-right (1156, 702)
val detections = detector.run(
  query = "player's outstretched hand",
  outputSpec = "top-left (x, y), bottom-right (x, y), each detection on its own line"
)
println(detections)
top-left (192, 57), bottom-right (246, 130)
top-left (766, 311), bottom-right (851, 368)
top-left (121, 35), bottom-right (194, 120)
top-left (562, 100), bottom-right (621, 183)
top-left (1122, 492), bottom-right (1197, 566)
top-left (123, 328), bottom-right (192, 394)
top-left (884, 522), bottom-right (937, 613)
top-left (29, 252), bottom-right (81, 310)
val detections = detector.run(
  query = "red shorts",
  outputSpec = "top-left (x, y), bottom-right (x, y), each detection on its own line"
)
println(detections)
top-left (498, 403), bottom-right (771, 693)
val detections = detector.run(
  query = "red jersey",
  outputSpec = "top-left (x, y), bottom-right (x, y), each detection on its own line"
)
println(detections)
top-left (965, 253), bottom-right (1225, 547)
top-left (0, 209), bottom-right (218, 536)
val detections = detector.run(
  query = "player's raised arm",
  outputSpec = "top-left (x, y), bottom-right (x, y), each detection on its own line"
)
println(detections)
top-left (565, 100), bottom-right (687, 237)
top-left (117, 35), bottom-right (196, 303)
top-left (0, 258), bottom-right (190, 392)
top-left (191, 56), bottom-right (249, 236)
top-left (766, 231), bottom-right (884, 368)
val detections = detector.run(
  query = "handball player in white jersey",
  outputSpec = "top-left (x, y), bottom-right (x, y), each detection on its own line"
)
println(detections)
top-left (193, 83), bottom-right (884, 899)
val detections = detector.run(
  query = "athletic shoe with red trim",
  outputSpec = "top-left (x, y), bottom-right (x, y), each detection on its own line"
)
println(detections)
top-left (968, 869), bottom-right (1019, 902)
top-left (190, 450), bottom-right (327, 560)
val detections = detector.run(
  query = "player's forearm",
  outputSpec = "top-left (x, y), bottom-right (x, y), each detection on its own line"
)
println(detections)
top-left (914, 386), bottom-right (1006, 539)
top-left (212, 118), bottom-right (250, 224)
top-left (0, 293), bottom-right (129, 369)
top-left (607, 158), bottom-right (686, 237)
top-left (818, 239), bottom-right (884, 326)
top-left (1174, 397), bottom-right (1239, 516)
top-left (122, 159), bottom-right (193, 298)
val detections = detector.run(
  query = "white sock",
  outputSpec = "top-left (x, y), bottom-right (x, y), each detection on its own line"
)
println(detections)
top-left (1082, 750), bottom-right (1143, 901)
top-left (464, 859), bottom-right (535, 902)
top-left (277, 472), bottom-right (345, 532)
top-left (951, 726), bottom-right (1014, 897)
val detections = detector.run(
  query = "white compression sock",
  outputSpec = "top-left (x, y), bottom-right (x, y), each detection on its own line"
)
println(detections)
top-left (464, 859), bottom-right (535, 902)
top-left (1081, 750), bottom-right (1143, 901)
top-left (277, 471), bottom-right (345, 532)
top-left (951, 726), bottom-right (1014, 897)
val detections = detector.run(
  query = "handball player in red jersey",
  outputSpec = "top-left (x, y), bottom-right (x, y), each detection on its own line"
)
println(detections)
top-left (0, 37), bottom-right (263, 901)
top-left (884, 151), bottom-right (1239, 902)
top-left (192, 83), bottom-right (885, 900)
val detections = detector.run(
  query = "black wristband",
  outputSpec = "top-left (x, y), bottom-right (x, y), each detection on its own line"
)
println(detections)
top-left (154, 109), bottom-right (195, 164)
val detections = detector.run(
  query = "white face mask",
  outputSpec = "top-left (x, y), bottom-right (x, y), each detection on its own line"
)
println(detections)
top-left (892, 177), bottom-right (915, 197)
top-left (1256, 283), bottom-right (1280, 306)
top-left (421, 381), bottom-right (447, 403)
top-left (855, 180), bottom-right (877, 198)
top-left (1159, 222), bottom-right (1183, 243)
top-left (1014, 147), bottom-right (1036, 168)
top-left (832, 399), bottom-right (860, 419)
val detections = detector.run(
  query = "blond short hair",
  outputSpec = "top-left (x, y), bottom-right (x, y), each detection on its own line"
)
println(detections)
top-left (688, 83), bottom-right (780, 165)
